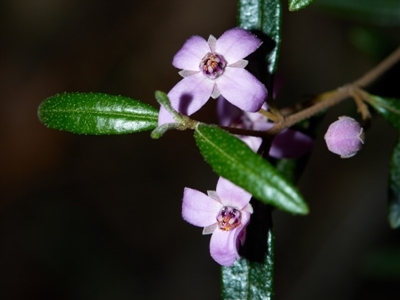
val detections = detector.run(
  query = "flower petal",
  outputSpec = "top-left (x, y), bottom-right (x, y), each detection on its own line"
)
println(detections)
top-left (202, 223), bottom-right (217, 235)
top-left (241, 210), bottom-right (251, 228)
top-left (216, 96), bottom-right (242, 126)
top-left (157, 106), bottom-right (176, 126)
top-left (240, 135), bottom-right (263, 152)
top-left (207, 35), bottom-right (217, 52)
top-left (172, 36), bottom-right (210, 70)
top-left (182, 187), bottom-right (221, 227)
top-left (216, 177), bottom-right (252, 209)
top-left (217, 68), bottom-right (266, 112)
top-left (228, 59), bottom-right (248, 68)
top-left (207, 190), bottom-right (222, 203)
top-left (237, 211), bottom-right (251, 245)
top-left (163, 72), bottom-right (214, 120)
top-left (215, 28), bottom-right (262, 63)
top-left (251, 117), bottom-right (273, 131)
top-left (269, 128), bottom-right (314, 158)
top-left (209, 228), bottom-right (240, 266)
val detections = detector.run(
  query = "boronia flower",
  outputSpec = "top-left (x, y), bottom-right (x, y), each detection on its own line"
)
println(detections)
top-left (182, 177), bottom-right (253, 266)
top-left (158, 28), bottom-right (267, 125)
top-left (217, 97), bottom-right (314, 158)
top-left (324, 116), bottom-right (364, 158)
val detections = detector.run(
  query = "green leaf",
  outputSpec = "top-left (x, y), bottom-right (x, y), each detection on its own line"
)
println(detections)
top-left (275, 158), bottom-right (302, 183)
top-left (194, 124), bottom-right (309, 215)
top-left (315, 0), bottom-right (400, 26)
top-left (238, 0), bottom-right (282, 74)
top-left (222, 204), bottom-right (274, 299)
top-left (289, 0), bottom-right (314, 11)
top-left (365, 94), bottom-right (400, 130)
top-left (38, 92), bottom-right (158, 135)
top-left (388, 138), bottom-right (400, 229)
top-left (155, 90), bottom-right (176, 117)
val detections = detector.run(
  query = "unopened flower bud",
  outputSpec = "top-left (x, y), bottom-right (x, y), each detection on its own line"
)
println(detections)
top-left (324, 116), bottom-right (364, 158)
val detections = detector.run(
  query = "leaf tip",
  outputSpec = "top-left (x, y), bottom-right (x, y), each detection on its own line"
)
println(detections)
top-left (155, 90), bottom-right (169, 105)
top-left (298, 203), bottom-right (310, 215)
top-left (288, 5), bottom-right (301, 12)
top-left (289, 0), bottom-right (314, 12)
top-left (288, 200), bottom-right (310, 215)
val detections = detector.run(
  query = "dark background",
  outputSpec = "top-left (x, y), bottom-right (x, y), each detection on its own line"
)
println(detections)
top-left (1, 1), bottom-right (399, 299)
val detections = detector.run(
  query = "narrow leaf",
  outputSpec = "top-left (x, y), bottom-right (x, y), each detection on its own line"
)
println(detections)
top-left (365, 94), bottom-right (400, 130)
top-left (238, 0), bottom-right (282, 74)
top-left (388, 138), bottom-right (400, 229)
top-left (289, 0), bottom-right (314, 11)
top-left (194, 124), bottom-right (309, 215)
top-left (38, 92), bottom-right (158, 135)
top-left (222, 204), bottom-right (274, 300)
top-left (275, 158), bottom-right (301, 183)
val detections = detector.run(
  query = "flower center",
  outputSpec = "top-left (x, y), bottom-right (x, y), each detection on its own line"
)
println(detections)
top-left (199, 52), bottom-right (227, 79)
top-left (216, 206), bottom-right (241, 231)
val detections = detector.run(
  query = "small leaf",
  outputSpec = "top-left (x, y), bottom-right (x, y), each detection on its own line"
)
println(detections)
top-left (388, 138), bottom-right (400, 229)
top-left (155, 91), bottom-right (175, 117)
top-left (365, 94), bottom-right (400, 130)
top-left (222, 204), bottom-right (274, 300)
top-left (289, 0), bottom-right (314, 11)
top-left (238, 0), bottom-right (282, 73)
top-left (38, 92), bottom-right (158, 135)
top-left (194, 124), bottom-right (309, 215)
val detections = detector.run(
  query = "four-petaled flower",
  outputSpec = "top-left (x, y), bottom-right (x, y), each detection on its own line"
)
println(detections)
top-left (182, 177), bottom-right (253, 266)
top-left (158, 28), bottom-right (267, 125)
top-left (217, 97), bottom-right (314, 158)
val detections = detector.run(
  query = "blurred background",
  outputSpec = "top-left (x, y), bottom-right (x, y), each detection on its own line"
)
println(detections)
top-left (1, 1), bottom-right (399, 299)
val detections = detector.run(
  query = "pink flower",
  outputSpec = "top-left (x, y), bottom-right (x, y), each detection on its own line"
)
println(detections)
top-left (158, 28), bottom-right (267, 125)
top-left (182, 177), bottom-right (253, 266)
top-left (324, 116), bottom-right (364, 158)
top-left (217, 97), bottom-right (314, 158)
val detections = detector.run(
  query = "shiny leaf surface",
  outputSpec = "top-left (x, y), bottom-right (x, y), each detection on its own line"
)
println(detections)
top-left (194, 124), bottom-right (309, 215)
top-left (38, 92), bottom-right (158, 135)
top-left (238, 0), bottom-right (282, 73)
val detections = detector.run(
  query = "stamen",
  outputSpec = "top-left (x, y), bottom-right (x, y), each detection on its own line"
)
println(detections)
top-left (199, 52), bottom-right (227, 79)
top-left (216, 206), bottom-right (241, 231)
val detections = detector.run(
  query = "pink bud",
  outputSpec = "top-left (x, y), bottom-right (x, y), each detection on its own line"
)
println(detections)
top-left (324, 116), bottom-right (364, 158)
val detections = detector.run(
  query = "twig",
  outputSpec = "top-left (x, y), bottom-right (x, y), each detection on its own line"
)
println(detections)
top-left (353, 46), bottom-right (400, 87)
top-left (265, 45), bottom-right (400, 135)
